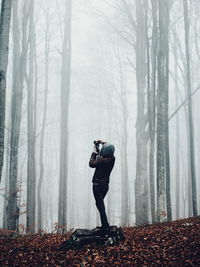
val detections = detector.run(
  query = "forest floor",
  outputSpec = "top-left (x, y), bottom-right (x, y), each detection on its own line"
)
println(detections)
top-left (0, 216), bottom-right (200, 266)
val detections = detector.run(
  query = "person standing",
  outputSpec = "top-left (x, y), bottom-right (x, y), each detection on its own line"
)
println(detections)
top-left (89, 140), bottom-right (115, 235)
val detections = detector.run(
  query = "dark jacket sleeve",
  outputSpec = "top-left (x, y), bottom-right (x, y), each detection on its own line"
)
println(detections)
top-left (89, 152), bottom-right (103, 168)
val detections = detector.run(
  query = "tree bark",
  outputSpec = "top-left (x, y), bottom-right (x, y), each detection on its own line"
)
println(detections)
top-left (26, 0), bottom-right (36, 233)
top-left (148, 0), bottom-right (157, 223)
top-left (183, 0), bottom-right (197, 216)
top-left (135, 0), bottom-right (148, 225)
top-left (37, 8), bottom-right (50, 232)
top-left (7, 0), bottom-right (28, 231)
top-left (173, 33), bottom-right (180, 219)
top-left (7, 0), bottom-right (20, 231)
top-left (58, 0), bottom-right (71, 232)
top-left (0, 0), bottom-right (12, 182)
top-left (164, 2), bottom-right (171, 221)
top-left (118, 59), bottom-right (129, 226)
top-left (156, 0), bottom-right (170, 222)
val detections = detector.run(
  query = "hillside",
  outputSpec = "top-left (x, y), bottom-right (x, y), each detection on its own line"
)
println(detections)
top-left (0, 216), bottom-right (200, 266)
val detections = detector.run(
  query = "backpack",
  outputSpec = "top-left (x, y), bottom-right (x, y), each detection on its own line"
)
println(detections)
top-left (59, 226), bottom-right (125, 250)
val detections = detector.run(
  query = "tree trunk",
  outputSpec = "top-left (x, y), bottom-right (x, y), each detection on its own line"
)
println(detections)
top-left (0, 0), bottom-right (12, 182)
top-left (164, 3), bottom-right (171, 221)
top-left (135, 0), bottom-right (148, 225)
top-left (7, 0), bottom-right (29, 231)
top-left (156, 0), bottom-right (170, 222)
top-left (121, 120), bottom-right (129, 226)
top-left (183, 0), bottom-right (197, 216)
top-left (170, 26), bottom-right (193, 218)
top-left (3, 111), bottom-right (11, 229)
top-left (7, 0), bottom-right (20, 231)
top-left (37, 8), bottom-right (50, 232)
top-left (173, 34), bottom-right (180, 219)
top-left (26, 0), bottom-right (36, 233)
top-left (148, 0), bottom-right (157, 223)
top-left (116, 54), bottom-right (129, 226)
top-left (58, 0), bottom-right (71, 232)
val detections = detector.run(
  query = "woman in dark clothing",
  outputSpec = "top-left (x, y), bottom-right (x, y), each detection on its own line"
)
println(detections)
top-left (89, 140), bottom-right (115, 235)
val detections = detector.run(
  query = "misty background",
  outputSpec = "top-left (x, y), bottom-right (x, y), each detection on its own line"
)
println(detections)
top-left (0, 0), bottom-right (199, 233)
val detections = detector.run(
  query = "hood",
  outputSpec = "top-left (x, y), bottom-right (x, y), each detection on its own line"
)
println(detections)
top-left (100, 143), bottom-right (115, 157)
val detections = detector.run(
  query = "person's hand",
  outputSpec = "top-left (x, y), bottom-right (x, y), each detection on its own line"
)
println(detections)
top-left (93, 144), bottom-right (99, 153)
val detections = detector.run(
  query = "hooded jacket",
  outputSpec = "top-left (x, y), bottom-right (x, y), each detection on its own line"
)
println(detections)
top-left (89, 143), bottom-right (115, 185)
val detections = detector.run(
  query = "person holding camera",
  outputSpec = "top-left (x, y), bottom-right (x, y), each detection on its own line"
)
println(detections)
top-left (89, 140), bottom-right (115, 235)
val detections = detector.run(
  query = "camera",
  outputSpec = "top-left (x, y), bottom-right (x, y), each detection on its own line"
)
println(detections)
top-left (93, 140), bottom-right (106, 147)
top-left (93, 140), bottom-right (106, 153)
top-left (93, 140), bottom-right (102, 147)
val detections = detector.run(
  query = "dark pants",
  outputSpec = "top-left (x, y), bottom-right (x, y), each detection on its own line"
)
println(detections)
top-left (93, 184), bottom-right (109, 229)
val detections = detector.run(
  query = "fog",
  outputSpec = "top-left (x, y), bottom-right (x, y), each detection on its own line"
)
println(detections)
top-left (0, 0), bottom-right (199, 233)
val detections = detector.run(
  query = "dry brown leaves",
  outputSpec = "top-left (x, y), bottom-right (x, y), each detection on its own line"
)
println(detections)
top-left (0, 216), bottom-right (200, 266)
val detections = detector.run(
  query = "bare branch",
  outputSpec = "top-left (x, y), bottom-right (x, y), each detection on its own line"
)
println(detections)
top-left (169, 84), bottom-right (200, 121)
top-left (0, 192), bottom-right (9, 201)
top-left (127, 57), bottom-right (136, 71)
top-left (86, 0), bottom-right (135, 47)
top-left (121, 0), bottom-right (136, 32)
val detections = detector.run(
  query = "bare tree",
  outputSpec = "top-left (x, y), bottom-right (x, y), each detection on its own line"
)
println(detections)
top-left (26, 0), bottom-right (36, 233)
top-left (156, 0), bottom-right (170, 222)
top-left (173, 31), bottom-right (180, 219)
top-left (183, 0), bottom-right (197, 216)
top-left (58, 0), bottom-right (71, 231)
top-left (135, 0), bottom-right (148, 225)
top-left (148, 0), bottom-right (157, 223)
top-left (115, 49), bottom-right (129, 226)
top-left (37, 5), bottom-right (50, 232)
top-left (7, 0), bottom-right (20, 231)
top-left (3, 114), bottom-right (11, 228)
top-left (0, 0), bottom-right (12, 182)
top-left (7, 0), bottom-right (29, 231)
top-left (120, 70), bottom-right (129, 226)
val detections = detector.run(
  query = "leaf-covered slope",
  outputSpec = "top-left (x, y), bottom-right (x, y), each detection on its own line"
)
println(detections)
top-left (0, 216), bottom-right (200, 266)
